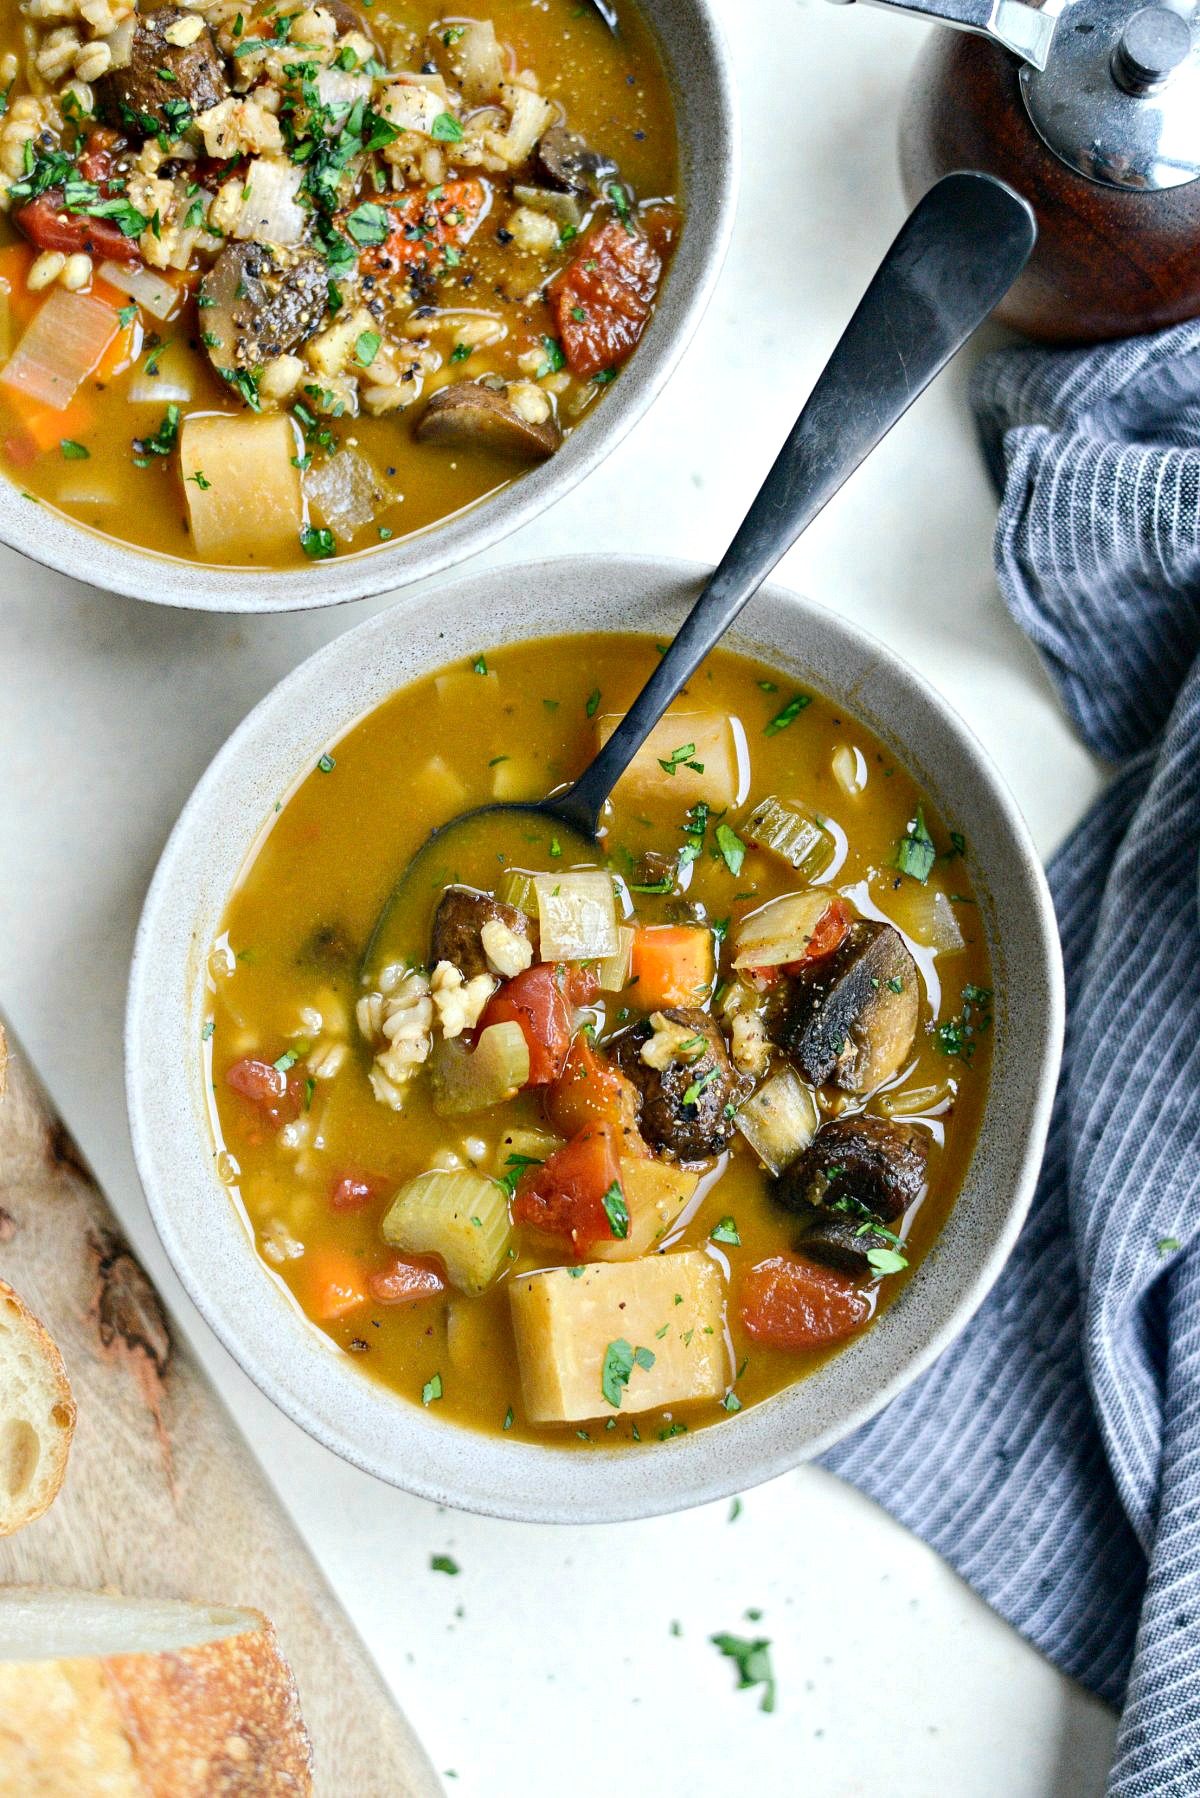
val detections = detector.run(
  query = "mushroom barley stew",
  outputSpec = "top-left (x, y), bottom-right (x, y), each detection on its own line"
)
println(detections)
top-left (208, 637), bottom-right (994, 1442)
top-left (0, 0), bottom-right (677, 564)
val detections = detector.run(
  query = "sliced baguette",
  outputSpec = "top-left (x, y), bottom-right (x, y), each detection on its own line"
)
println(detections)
top-left (0, 1279), bottom-right (75, 1537)
top-left (0, 1588), bottom-right (313, 1795)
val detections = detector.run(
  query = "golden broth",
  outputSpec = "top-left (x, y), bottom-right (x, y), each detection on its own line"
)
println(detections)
top-left (207, 634), bottom-right (993, 1446)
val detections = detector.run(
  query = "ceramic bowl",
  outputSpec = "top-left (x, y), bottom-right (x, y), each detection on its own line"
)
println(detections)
top-left (126, 555), bottom-right (1064, 1521)
top-left (0, 3), bottom-right (736, 614)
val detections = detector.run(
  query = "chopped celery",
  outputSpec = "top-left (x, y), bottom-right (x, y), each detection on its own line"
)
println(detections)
top-left (382, 1169), bottom-right (511, 1294)
top-left (735, 1065), bottom-right (818, 1175)
top-left (535, 870), bottom-right (619, 961)
top-left (733, 892), bottom-right (839, 971)
top-left (597, 925), bottom-right (635, 992)
top-left (743, 796), bottom-right (833, 878)
top-left (431, 1020), bottom-right (529, 1115)
top-left (495, 869), bottom-right (540, 917)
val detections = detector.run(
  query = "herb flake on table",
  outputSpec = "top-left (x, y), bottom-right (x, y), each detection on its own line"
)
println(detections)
top-left (710, 1632), bottom-right (776, 1712)
top-left (430, 1554), bottom-right (460, 1575)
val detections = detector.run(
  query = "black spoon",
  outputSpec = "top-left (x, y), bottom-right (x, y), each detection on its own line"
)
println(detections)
top-left (363, 172), bottom-right (1036, 975)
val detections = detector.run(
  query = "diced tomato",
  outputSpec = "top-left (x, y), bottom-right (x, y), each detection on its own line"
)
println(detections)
top-left (739, 1255), bottom-right (870, 1351)
top-left (305, 1246), bottom-right (369, 1321)
top-left (548, 219), bottom-right (662, 379)
top-left (226, 1056), bottom-right (303, 1129)
top-left (480, 964), bottom-right (575, 1085)
top-left (359, 179), bottom-right (486, 282)
top-left (563, 963), bottom-right (601, 1006)
top-left (330, 1172), bottom-right (390, 1213)
top-left (513, 1122), bottom-right (624, 1255)
top-left (630, 924), bottom-right (715, 1009)
top-left (781, 897), bottom-right (853, 974)
top-left (367, 1253), bottom-right (446, 1305)
top-left (77, 126), bottom-right (123, 186)
top-left (14, 192), bottom-right (143, 265)
top-left (546, 1033), bottom-right (641, 1141)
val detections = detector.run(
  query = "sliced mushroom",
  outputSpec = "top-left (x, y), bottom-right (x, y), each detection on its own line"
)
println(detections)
top-left (774, 920), bottom-right (919, 1092)
top-left (199, 242), bottom-right (328, 382)
top-left (96, 7), bottom-right (228, 136)
top-left (775, 1114), bottom-right (927, 1225)
top-left (536, 124), bottom-right (621, 200)
top-left (512, 184), bottom-right (584, 231)
top-left (415, 382), bottom-right (561, 461)
top-left (431, 887), bottom-right (533, 980)
top-left (795, 1213), bottom-right (883, 1280)
top-left (610, 1007), bottom-right (742, 1162)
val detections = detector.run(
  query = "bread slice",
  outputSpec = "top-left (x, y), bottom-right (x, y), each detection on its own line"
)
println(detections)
top-left (0, 1588), bottom-right (313, 1795)
top-left (0, 1280), bottom-right (75, 1537)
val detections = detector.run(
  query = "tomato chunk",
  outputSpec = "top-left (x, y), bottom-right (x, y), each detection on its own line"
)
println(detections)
top-left (330, 1172), bottom-right (390, 1213)
top-left (546, 1033), bottom-right (641, 1141)
top-left (549, 219), bottom-right (662, 379)
top-left (367, 1253), bottom-right (446, 1305)
top-left (14, 193), bottom-right (143, 265)
top-left (226, 1056), bottom-right (303, 1128)
top-left (360, 179), bottom-right (486, 282)
top-left (781, 897), bottom-right (852, 974)
top-left (513, 1122), bottom-right (624, 1255)
top-left (480, 964), bottom-right (575, 1085)
top-left (739, 1255), bottom-right (870, 1351)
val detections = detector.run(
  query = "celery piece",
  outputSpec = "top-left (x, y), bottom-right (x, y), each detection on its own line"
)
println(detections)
top-left (382, 1169), bottom-right (511, 1295)
top-left (431, 1021), bottom-right (529, 1116)
top-left (495, 868), bottom-right (540, 917)
top-left (743, 796), bottom-right (833, 878)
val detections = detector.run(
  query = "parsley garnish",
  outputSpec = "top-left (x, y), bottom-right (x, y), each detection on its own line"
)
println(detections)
top-left (715, 822), bottom-right (746, 876)
top-left (422, 1372), bottom-right (443, 1406)
top-left (601, 1338), bottom-right (655, 1408)
top-left (601, 1180), bottom-right (629, 1239)
top-left (764, 693), bottom-right (811, 735)
top-left (710, 1216), bottom-right (740, 1245)
top-left (60, 439), bottom-right (89, 459)
top-left (430, 1554), bottom-right (459, 1575)
top-left (301, 525), bottom-right (336, 559)
top-left (710, 1633), bottom-right (776, 1712)
top-left (892, 803), bottom-right (937, 883)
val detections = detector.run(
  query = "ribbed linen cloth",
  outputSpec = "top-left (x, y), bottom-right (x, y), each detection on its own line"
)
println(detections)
top-left (823, 322), bottom-right (1200, 1796)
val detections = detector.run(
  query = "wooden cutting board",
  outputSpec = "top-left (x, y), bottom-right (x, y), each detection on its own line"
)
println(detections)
top-left (0, 1025), bottom-right (440, 1797)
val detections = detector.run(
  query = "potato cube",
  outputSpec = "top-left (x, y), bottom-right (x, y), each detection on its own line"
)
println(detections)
top-left (179, 412), bottom-right (302, 564)
top-left (509, 1250), bottom-right (726, 1423)
top-left (596, 709), bottom-right (741, 810)
top-left (590, 1156), bottom-right (698, 1261)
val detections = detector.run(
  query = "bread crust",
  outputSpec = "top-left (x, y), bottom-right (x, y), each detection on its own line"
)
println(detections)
top-left (0, 1280), bottom-right (76, 1538)
top-left (0, 1598), bottom-right (313, 1796)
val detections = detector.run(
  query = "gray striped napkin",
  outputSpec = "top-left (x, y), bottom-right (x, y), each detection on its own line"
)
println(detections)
top-left (824, 322), bottom-right (1200, 1796)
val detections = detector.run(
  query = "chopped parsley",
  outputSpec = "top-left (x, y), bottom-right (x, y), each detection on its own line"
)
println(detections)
top-left (892, 803), bottom-right (937, 883)
top-left (345, 200), bottom-right (390, 246)
top-left (59, 439), bottom-right (89, 459)
top-left (317, 753), bottom-right (336, 773)
top-left (301, 525), bottom-right (337, 559)
top-left (535, 336), bottom-right (567, 378)
top-left (601, 1179), bottom-right (629, 1239)
top-left (431, 110), bottom-right (464, 143)
top-left (354, 328), bottom-right (381, 368)
top-left (586, 686), bottom-right (601, 718)
top-left (186, 469), bottom-right (212, 490)
top-left (710, 1633), bottom-right (776, 1713)
top-left (866, 1246), bottom-right (908, 1277)
top-left (600, 1338), bottom-right (655, 1409)
top-left (715, 822), bottom-right (746, 876)
top-left (496, 1151), bottom-right (542, 1199)
top-left (658, 741), bottom-right (701, 777)
top-left (764, 693), bottom-right (812, 735)
top-left (935, 983), bottom-right (993, 1064)
top-left (710, 1216), bottom-right (740, 1246)
top-left (430, 1554), bottom-right (460, 1575)
top-left (421, 1372), bottom-right (443, 1406)
top-left (472, 653), bottom-right (488, 674)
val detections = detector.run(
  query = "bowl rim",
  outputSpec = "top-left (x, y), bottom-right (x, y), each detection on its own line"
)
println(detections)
top-left (0, 0), bottom-right (738, 614)
top-left (126, 553), bottom-right (1065, 1521)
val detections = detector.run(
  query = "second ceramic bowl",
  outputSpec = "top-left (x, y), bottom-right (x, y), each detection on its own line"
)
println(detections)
top-left (0, 0), bottom-right (737, 613)
top-left (126, 555), bottom-right (1064, 1522)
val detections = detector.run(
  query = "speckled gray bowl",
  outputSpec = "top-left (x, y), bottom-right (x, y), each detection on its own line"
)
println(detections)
top-left (126, 556), bottom-right (1064, 1521)
top-left (0, 4), bottom-right (736, 613)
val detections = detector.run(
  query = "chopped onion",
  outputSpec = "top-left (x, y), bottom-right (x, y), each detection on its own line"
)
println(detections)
top-left (597, 925), bottom-right (635, 992)
top-left (535, 871), bottom-right (619, 961)
top-left (0, 289), bottom-right (117, 410)
top-left (303, 449), bottom-right (385, 535)
top-left (886, 885), bottom-right (966, 956)
top-left (879, 1079), bottom-right (955, 1118)
top-left (315, 67), bottom-right (371, 112)
top-left (56, 479), bottom-right (117, 506)
top-left (128, 340), bottom-right (193, 404)
top-left (456, 19), bottom-right (505, 103)
top-left (97, 260), bottom-right (182, 322)
top-left (232, 160), bottom-right (306, 245)
top-left (733, 892), bottom-right (840, 971)
top-left (736, 1066), bottom-right (818, 1175)
top-left (513, 184), bottom-right (583, 229)
top-left (831, 743), bottom-right (868, 798)
top-left (101, 15), bottom-right (134, 68)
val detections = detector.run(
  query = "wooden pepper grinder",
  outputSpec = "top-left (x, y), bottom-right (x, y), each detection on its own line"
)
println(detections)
top-left (834, 0), bottom-right (1200, 341)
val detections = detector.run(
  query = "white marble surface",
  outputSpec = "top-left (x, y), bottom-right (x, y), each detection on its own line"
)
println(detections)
top-left (0, 0), bottom-right (1119, 1791)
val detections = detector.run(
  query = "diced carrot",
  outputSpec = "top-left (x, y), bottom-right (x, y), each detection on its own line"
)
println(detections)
top-left (546, 1033), bottom-right (642, 1142)
top-left (93, 315), bottom-right (139, 384)
top-left (739, 1255), bottom-right (870, 1351)
top-left (367, 1254), bottom-right (446, 1306)
top-left (629, 924), bottom-right (715, 1009)
top-left (306, 1246), bottom-right (369, 1321)
top-left (360, 179), bottom-right (486, 283)
top-left (3, 391), bottom-right (96, 465)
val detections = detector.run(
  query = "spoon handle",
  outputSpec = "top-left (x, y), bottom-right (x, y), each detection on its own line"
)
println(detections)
top-left (553, 171), bottom-right (1036, 837)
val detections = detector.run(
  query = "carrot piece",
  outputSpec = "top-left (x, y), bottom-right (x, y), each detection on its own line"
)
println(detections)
top-left (739, 1255), bottom-right (870, 1351)
top-left (305, 1246), bottom-right (369, 1321)
top-left (545, 1033), bottom-right (642, 1142)
top-left (629, 924), bottom-right (715, 1009)
top-left (2, 391), bottom-right (96, 465)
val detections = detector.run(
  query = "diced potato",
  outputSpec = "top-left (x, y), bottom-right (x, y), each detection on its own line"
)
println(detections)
top-left (411, 754), bottom-right (469, 813)
top-left (535, 870), bottom-right (619, 961)
top-left (491, 756), bottom-right (542, 801)
top-left (597, 710), bottom-right (740, 810)
top-left (492, 1126), bottom-right (563, 1176)
top-left (436, 668), bottom-right (500, 709)
top-left (382, 1168), bottom-right (510, 1294)
top-left (431, 1021), bottom-right (530, 1116)
top-left (509, 1250), bottom-right (726, 1423)
top-left (179, 412), bottom-right (302, 563)
top-left (590, 1155), bottom-right (699, 1261)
